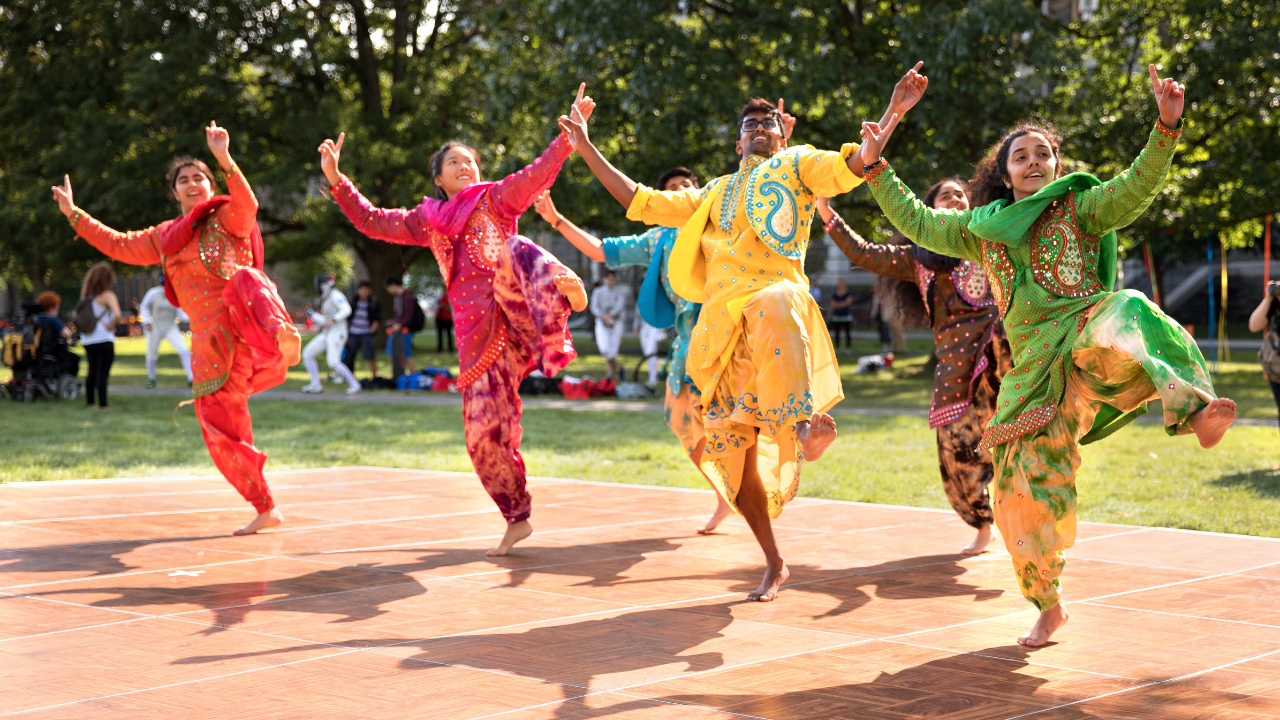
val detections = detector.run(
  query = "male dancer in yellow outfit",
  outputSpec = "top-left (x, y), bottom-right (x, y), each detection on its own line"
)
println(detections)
top-left (558, 88), bottom-right (917, 601)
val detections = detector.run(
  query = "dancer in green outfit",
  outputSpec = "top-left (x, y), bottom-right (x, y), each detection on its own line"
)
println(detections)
top-left (854, 63), bottom-right (1235, 647)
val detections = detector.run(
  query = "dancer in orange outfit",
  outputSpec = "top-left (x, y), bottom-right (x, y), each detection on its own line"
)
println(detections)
top-left (52, 122), bottom-right (301, 536)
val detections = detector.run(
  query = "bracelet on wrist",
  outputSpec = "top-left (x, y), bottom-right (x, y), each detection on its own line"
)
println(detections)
top-left (552, 216), bottom-right (563, 230)
top-left (863, 159), bottom-right (884, 173)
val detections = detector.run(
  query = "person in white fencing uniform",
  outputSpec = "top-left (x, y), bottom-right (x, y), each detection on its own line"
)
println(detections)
top-left (638, 319), bottom-right (668, 386)
top-left (301, 274), bottom-right (361, 395)
top-left (590, 269), bottom-right (628, 381)
top-left (139, 281), bottom-right (193, 388)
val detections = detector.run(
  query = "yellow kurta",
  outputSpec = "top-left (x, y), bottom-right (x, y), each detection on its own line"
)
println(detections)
top-left (628, 144), bottom-right (861, 517)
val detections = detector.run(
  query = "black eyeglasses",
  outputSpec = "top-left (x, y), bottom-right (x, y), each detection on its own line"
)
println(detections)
top-left (739, 117), bottom-right (780, 133)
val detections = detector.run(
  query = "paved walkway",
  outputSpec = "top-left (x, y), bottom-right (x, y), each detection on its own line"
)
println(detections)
top-left (3, 466), bottom-right (1278, 717)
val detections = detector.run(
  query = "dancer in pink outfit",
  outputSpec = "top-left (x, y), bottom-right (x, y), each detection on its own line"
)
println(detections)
top-left (318, 87), bottom-right (593, 556)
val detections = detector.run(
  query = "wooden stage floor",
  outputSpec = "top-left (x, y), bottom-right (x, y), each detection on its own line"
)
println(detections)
top-left (3, 467), bottom-right (1280, 719)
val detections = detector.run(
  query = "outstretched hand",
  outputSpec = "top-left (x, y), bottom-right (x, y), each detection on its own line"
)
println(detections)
top-left (858, 113), bottom-right (900, 169)
top-left (558, 82), bottom-right (594, 152)
top-left (778, 98), bottom-right (797, 141)
top-left (50, 174), bottom-right (76, 219)
top-left (206, 121), bottom-right (232, 169)
top-left (318, 132), bottom-right (345, 186)
top-left (889, 61), bottom-right (928, 115)
top-left (532, 191), bottom-right (560, 225)
top-left (1149, 64), bottom-right (1185, 129)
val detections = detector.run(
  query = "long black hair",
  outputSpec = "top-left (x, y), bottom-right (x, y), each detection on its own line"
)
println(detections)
top-left (969, 119), bottom-right (1063, 208)
top-left (428, 141), bottom-right (482, 201)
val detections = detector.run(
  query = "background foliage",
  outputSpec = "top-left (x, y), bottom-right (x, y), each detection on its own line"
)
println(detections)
top-left (2, 0), bottom-right (1277, 304)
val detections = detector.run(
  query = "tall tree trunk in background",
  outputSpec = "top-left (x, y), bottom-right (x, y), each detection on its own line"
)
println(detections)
top-left (347, 0), bottom-right (384, 117)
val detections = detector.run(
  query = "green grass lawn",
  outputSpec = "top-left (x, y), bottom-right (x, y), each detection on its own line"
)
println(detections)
top-left (3, 393), bottom-right (1278, 538)
top-left (63, 334), bottom-right (1280, 419)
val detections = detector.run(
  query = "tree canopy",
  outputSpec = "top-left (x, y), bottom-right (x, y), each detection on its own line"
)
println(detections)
top-left (2, 0), bottom-right (1276, 299)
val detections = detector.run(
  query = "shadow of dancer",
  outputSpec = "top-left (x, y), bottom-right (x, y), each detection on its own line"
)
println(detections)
top-left (23, 565), bottom-right (427, 632)
top-left (537, 644), bottom-right (1112, 719)
top-left (173, 603), bottom-right (735, 717)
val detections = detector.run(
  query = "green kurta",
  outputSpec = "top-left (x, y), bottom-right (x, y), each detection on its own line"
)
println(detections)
top-left (864, 121), bottom-right (1193, 450)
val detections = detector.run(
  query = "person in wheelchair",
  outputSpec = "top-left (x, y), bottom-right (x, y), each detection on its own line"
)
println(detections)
top-left (33, 292), bottom-right (81, 377)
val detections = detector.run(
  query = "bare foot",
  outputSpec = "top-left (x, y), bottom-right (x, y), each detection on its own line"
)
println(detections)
top-left (277, 325), bottom-right (302, 366)
top-left (747, 560), bottom-right (789, 602)
top-left (797, 413), bottom-right (837, 461)
top-left (697, 493), bottom-right (734, 535)
top-left (1018, 603), bottom-right (1069, 647)
top-left (961, 525), bottom-right (993, 556)
top-left (487, 519), bottom-right (532, 556)
top-left (1190, 397), bottom-right (1235, 449)
top-left (554, 274), bottom-right (588, 313)
top-left (233, 508), bottom-right (284, 536)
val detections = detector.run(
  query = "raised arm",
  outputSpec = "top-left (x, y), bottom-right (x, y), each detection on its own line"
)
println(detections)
top-left (816, 198), bottom-right (917, 282)
top-left (1076, 123), bottom-right (1181, 236)
top-left (53, 175), bottom-right (164, 265)
top-left (557, 87), bottom-right (639, 210)
top-left (493, 84), bottom-right (597, 216)
top-left (531, 192), bottom-right (606, 262)
top-left (206, 121), bottom-right (258, 238)
top-left (329, 175), bottom-right (430, 247)
top-left (862, 162), bottom-right (981, 262)
top-left (319, 132), bottom-right (429, 247)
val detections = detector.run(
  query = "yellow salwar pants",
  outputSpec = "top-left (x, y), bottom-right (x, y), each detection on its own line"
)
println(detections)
top-left (664, 384), bottom-right (705, 457)
top-left (991, 291), bottom-right (1215, 611)
top-left (692, 282), bottom-right (843, 518)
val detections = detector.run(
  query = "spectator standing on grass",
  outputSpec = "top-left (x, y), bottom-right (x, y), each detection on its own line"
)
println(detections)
top-left (139, 281), bottom-right (194, 388)
top-left (435, 291), bottom-right (455, 352)
top-left (591, 269), bottom-right (627, 381)
top-left (829, 278), bottom-right (854, 350)
top-left (77, 262), bottom-right (122, 411)
top-left (1250, 280), bottom-right (1280, 432)
top-left (345, 280), bottom-right (381, 380)
top-left (384, 276), bottom-right (418, 376)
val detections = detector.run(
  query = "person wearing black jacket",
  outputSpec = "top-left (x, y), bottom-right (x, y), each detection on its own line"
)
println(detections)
top-left (345, 280), bottom-right (382, 379)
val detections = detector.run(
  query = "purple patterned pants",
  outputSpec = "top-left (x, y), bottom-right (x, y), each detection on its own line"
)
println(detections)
top-left (462, 236), bottom-right (578, 524)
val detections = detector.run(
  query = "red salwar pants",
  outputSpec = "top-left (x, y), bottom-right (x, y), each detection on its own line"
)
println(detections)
top-left (193, 268), bottom-right (299, 514)
top-left (460, 236), bottom-right (579, 524)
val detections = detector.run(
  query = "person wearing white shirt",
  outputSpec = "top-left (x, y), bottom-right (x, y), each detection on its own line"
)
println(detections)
top-left (590, 269), bottom-right (628, 381)
top-left (301, 274), bottom-right (361, 394)
top-left (139, 282), bottom-right (193, 388)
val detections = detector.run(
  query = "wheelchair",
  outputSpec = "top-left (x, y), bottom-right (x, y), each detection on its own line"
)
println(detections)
top-left (2, 302), bottom-right (82, 403)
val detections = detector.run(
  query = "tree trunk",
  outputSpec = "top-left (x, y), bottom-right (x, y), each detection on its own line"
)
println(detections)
top-left (348, 0), bottom-right (384, 117)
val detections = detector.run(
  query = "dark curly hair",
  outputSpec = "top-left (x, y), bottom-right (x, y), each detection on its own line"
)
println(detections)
top-left (969, 120), bottom-right (1063, 208)
top-left (736, 98), bottom-right (783, 136)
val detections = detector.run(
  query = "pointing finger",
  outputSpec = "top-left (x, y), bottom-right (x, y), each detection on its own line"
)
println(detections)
top-left (1149, 64), bottom-right (1160, 93)
top-left (575, 82), bottom-right (585, 105)
top-left (335, 132), bottom-right (345, 152)
top-left (911, 60), bottom-right (924, 72)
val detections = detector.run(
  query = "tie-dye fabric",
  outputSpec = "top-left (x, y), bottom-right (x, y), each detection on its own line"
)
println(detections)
top-left (992, 290), bottom-right (1215, 610)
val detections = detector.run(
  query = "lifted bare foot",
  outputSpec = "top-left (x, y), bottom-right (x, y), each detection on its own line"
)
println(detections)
top-left (487, 519), bottom-right (532, 557)
top-left (554, 274), bottom-right (588, 313)
top-left (233, 508), bottom-right (284, 536)
top-left (961, 525), bottom-right (993, 556)
top-left (277, 325), bottom-right (302, 366)
top-left (797, 413), bottom-right (837, 461)
top-left (1018, 603), bottom-right (1069, 647)
top-left (697, 493), bottom-right (734, 535)
top-left (1190, 397), bottom-right (1235, 449)
top-left (747, 561), bottom-right (789, 602)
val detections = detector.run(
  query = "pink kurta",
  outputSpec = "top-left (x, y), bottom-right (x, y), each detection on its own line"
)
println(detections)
top-left (330, 136), bottom-right (580, 524)
top-left (330, 135), bottom-right (574, 387)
